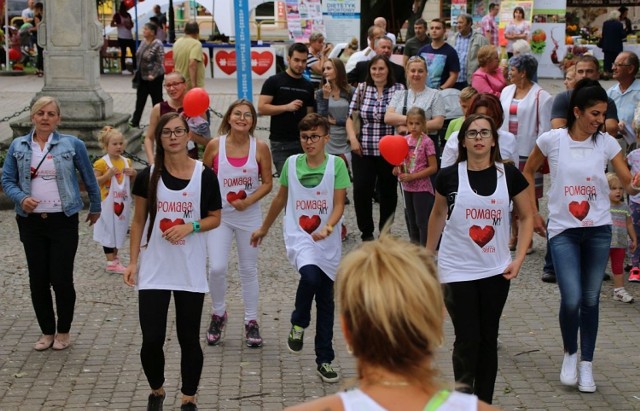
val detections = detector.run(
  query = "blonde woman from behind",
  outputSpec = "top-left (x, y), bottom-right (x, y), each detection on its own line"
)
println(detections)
top-left (286, 234), bottom-right (499, 411)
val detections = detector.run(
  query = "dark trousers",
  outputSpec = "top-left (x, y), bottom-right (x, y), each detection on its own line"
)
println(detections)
top-left (291, 265), bottom-right (335, 365)
top-left (17, 213), bottom-right (79, 335)
top-left (444, 274), bottom-right (510, 404)
top-left (270, 140), bottom-right (303, 176)
top-left (403, 190), bottom-right (434, 246)
top-left (118, 37), bottom-right (137, 70)
top-left (36, 44), bottom-right (43, 71)
top-left (139, 290), bottom-right (204, 396)
top-left (131, 74), bottom-right (164, 126)
top-left (352, 154), bottom-right (397, 239)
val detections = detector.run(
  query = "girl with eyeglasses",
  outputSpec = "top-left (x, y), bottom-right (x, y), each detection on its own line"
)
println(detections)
top-left (202, 100), bottom-right (273, 348)
top-left (427, 113), bottom-right (533, 404)
top-left (124, 112), bottom-right (222, 410)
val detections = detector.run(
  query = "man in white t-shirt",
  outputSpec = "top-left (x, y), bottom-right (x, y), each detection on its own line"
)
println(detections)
top-left (22, 0), bottom-right (35, 24)
top-left (374, 17), bottom-right (396, 46)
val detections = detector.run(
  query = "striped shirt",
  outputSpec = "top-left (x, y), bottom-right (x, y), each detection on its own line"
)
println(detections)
top-left (454, 32), bottom-right (472, 83)
top-left (481, 14), bottom-right (498, 46)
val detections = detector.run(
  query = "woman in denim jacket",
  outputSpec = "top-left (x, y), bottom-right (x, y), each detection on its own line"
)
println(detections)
top-left (1, 96), bottom-right (101, 352)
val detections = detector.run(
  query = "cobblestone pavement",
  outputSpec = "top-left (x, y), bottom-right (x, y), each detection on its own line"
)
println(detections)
top-left (1, 74), bottom-right (640, 410)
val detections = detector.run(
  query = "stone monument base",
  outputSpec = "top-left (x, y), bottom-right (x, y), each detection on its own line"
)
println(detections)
top-left (8, 113), bottom-right (143, 155)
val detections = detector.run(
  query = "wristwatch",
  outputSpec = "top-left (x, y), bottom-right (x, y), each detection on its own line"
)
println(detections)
top-left (192, 221), bottom-right (201, 233)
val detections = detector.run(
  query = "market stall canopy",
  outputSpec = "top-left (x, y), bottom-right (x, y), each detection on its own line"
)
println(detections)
top-left (103, 0), bottom-right (271, 38)
top-left (568, 0), bottom-right (640, 6)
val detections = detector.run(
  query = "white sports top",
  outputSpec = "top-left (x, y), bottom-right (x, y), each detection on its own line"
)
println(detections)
top-left (337, 388), bottom-right (478, 411)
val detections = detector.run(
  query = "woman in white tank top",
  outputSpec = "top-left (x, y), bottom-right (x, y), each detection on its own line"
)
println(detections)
top-left (124, 113), bottom-right (222, 410)
top-left (286, 235), bottom-right (498, 411)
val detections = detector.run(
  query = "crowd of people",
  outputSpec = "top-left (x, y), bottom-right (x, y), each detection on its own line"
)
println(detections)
top-left (8, 8), bottom-right (640, 410)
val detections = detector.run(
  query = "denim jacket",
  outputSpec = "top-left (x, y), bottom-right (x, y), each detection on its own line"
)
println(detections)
top-left (1, 131), bottom-right (102, 217)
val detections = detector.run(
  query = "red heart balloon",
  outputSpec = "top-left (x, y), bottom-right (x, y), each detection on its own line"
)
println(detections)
top-left (379, 135), bottom-right (409, 166)
top-left (183, 88), bottom-right (210, 117)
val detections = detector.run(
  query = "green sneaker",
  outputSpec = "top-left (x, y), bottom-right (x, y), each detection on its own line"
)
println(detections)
top-left (317, 363), bottom-right (340, 383)
top-left (287, 325), bottom-right (304, 353)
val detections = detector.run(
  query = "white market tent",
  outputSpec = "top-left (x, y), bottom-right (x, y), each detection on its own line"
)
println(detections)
top-left (103, 0), bottom-right (272, 38)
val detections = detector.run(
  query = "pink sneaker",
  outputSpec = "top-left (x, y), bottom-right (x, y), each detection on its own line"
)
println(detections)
top-left (629, 267), bottom-right (640, 283)
top-left (106, 261), bottom-right (126, 273)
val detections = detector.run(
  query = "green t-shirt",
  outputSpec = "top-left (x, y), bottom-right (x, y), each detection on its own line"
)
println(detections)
top-left (279, 154), bottom-right (351, 190)
top-left (445, 116), bottom-right (464, 141)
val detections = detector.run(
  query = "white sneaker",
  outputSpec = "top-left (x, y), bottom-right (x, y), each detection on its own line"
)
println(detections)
top-left (560, 352), bottom-right (578, 386)
top-left (613, 288), bottom-right (634, 303)
top-left (122, 70), bottom-right (132, 75)
top-left (578, 361), bottom-right (596, 392)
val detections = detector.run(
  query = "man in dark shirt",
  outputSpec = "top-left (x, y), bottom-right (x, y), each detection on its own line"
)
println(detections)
top-left (258, 43), bottom-right (315, 175)
top-left (403, 18), bottom-right (430, 66)
top-left (347, 36), bottom-right (406, 86)
top-left (418, 18), bottom-right (460, 90)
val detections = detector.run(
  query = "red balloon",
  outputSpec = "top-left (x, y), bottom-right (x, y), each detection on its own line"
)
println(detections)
top-left (182, 88), bottom-right (210, 117)
top-left (123, 0), bottom-right (135, 9)
top-left (8, 48), bottom-right (21, 61)
top-left (379, 135), bottom-right (409, 166)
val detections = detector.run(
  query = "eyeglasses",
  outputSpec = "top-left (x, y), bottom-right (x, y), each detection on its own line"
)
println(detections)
top-left (164, 81), bottom-right (185, 88)
top-left (299, 134), bottom-right (326, 142)
top-left (612, 62), bottom-right (631, 68)
top-left (231, 111), bottom-right (254, 119)
top-left (161, 127), bottom-right (188, 138)
top-left (408, 55), bottom-right (426, 63)
top-left (465, 129), bottom-right (492, 139)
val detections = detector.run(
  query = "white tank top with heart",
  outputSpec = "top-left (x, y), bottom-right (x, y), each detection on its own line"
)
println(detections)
top-left (438, 162), bottom-right (512, 284)
top-left (137, 161), bottom-right (208, 292)
top-left (216, 134), bottom-right (262, 230)
top-left (546, 132), bottom-right (612, 239)
top-left (283, 155), bottom-right (341, 280)
top-left (93, 155), bottom-right (132, 248)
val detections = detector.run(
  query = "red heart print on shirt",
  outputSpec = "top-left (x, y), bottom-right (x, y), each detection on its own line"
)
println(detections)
top-left (568, 201), bottom-right (590, 221)
top-left (469, 225), bottom-right (495, 248)
top-left (159, 218), bottom-right (185, 233)
top-left (299, 215), bottom-right (321, 234)
top-left (227, 190), bottom-right (247, 202)
top-left (114, 202), bottom-right (124, 216)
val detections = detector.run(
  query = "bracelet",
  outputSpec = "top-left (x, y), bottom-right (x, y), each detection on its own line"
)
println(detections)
top-left (325, 224), bottom-right (334, 234)
top-left (192, 221), bottom-right (201, 233)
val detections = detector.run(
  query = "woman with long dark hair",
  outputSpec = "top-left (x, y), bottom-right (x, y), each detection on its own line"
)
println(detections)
top-left (523, 79), bottom-right (639, 393)
top-left (427, 114), bottom-right (533, 404)
top-left (124, 112), bottom-right (221, 410)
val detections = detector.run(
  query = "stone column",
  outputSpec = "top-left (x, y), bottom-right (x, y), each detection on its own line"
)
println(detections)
top-left (37, 0), bottom-right (113, 119)
top-left (9, 1), bottom-right (142, 154)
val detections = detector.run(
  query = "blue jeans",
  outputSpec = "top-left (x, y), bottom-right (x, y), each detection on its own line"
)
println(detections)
top-left (549, 225), bottom-right (612, 361)
top-left (291, 265), bottom-right (335, 365)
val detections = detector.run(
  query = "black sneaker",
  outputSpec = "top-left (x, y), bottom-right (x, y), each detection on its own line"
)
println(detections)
top-left (245, 320), bottom-right (263, 348)
top-left (287, 325), bottom-right (304, 353)
top-left (541, 272), bottom-right (556, 283)
top-left (180, 402), bottom-right (198, 411)
top-left (206, 312), bottom-right (227, 346)
top-left (603, 273), bottom-right (611, 281)
top-left (317, 363), bottom-right (340, 383)
top-left (147, 393), bottom-right (165, 411)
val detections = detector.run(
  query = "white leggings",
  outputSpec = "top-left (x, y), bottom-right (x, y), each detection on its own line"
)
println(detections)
top-left (207, 222), bottom-right (259, 322)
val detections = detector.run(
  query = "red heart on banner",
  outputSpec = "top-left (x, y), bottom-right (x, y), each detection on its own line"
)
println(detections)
top-left (568, 201), bottom-right (590, 221)
top-left (215, 50), bottom-right (237, 75)
top-left (251, 51), bottom-right (274, 75)
top-left (469, 225), bottom-right (495, 248)
top-left (226, 190), bottom-right (247, 203)
top-left (114, 202), bottom-right (124, 217)
top-left (159, 218), bottom-right (185, 233)
top-left (299, 215), bottom-right (321, 234)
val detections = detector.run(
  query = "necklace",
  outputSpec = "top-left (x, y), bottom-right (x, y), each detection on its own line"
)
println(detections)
top-left (373, 380), bottom-right (411, 387)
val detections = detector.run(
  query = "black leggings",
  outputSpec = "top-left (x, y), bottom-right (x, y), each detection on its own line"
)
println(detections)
top-left (139, 290), bottom-right (204, 396)
top-left (444, 274), bottom-right (510, 404)
top-left (118, 37), bottom-right (137, 70)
